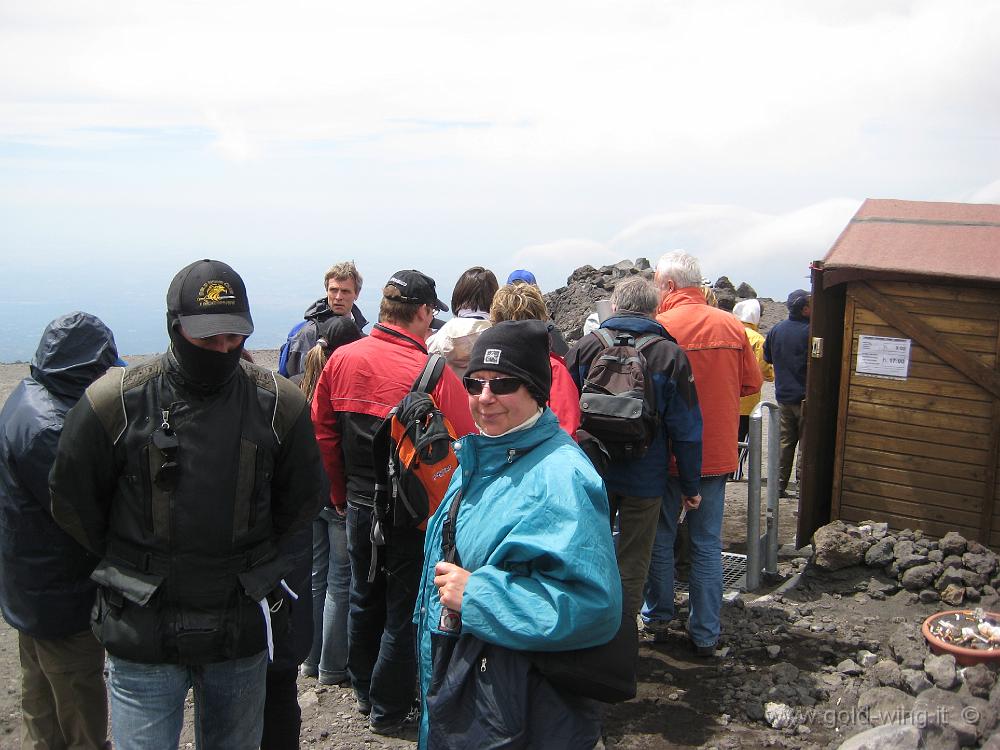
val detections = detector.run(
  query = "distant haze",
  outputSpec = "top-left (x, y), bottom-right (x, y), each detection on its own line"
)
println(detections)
top-left (3, 2), bottom-right (999, 360)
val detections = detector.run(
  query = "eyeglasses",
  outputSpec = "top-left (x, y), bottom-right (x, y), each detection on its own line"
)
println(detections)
top-left (152, 427), bottom-right (179, 491)
top-left (463, 376), bottom-right (524, 396)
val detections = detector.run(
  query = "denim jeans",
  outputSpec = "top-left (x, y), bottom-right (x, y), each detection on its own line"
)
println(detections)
top-left (641, 474), bottom-right (726, 648)
top-left (346, 503), bottom-right (423, 725)
top-left (106, 650), bottom-right (267, 750)
top-left (302, 507), bottom-right (351, 684)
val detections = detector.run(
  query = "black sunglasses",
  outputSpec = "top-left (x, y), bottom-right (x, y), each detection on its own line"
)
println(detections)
top-left (463, 376), bottom-right (524, 396)
top-left (152, 427), bottom-right (179, 491)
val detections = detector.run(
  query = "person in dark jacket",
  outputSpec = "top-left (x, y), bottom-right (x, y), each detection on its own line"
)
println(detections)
top-left (280, 261), bottom-right (369, 378)
top-left (297, 317), bottom-right (364, 690)
top-left (0, 312), bottom-right (120, 750)
top-left (565, 277), bottom-right (703, 622)
top-left (49, 260), bottom-right (323, 750)
top-left (763, 289), bottom-right (811, 497)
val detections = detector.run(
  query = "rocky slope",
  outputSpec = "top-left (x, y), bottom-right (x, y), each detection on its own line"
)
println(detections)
top-left (543, 258), bottom-right (786, 343)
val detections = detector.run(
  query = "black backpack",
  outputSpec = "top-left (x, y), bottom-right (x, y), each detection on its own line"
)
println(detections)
top-left (578, 329), bottom-right (661, 465)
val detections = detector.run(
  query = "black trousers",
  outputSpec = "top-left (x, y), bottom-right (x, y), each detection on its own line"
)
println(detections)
top-left (261, 667), bottom-right (301, 750)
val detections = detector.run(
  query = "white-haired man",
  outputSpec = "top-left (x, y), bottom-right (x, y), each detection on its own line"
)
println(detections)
top-left (644, 250), bottom-right (762, 656)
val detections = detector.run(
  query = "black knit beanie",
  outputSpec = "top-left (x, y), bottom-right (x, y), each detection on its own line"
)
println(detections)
top-left (466, 320), bottom-right (551, 407)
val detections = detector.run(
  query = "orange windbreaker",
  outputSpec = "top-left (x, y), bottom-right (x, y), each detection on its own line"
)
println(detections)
top-left (657, 287), bottom-right (763, 475)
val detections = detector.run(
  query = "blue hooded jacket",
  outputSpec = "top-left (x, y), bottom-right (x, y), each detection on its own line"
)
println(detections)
top-left (565, 313), bottom-right (703, 497)
top-left (413, 409), bottom-right (622, 747)
top-left (0, 312), bottom-right (119, 638)
top-left (764, 311), bottom-right (809, 405)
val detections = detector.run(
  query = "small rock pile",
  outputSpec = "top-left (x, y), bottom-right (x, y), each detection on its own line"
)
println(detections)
top-left (542, 258), bottom-right (765, 344)
top-left (811, 521), bottom-right (1000, 611)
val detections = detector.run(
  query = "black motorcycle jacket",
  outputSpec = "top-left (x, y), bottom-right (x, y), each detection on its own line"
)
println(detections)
top-left (50, 350), bottom-right (323, 664)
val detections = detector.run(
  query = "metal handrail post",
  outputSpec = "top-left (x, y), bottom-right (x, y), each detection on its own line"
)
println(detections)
top-left (762, 402), bottom-right (781, 577)
top-left (745, 411), bottom-right (763, 591)
top-left (746, 400), bottom-right (781, 590)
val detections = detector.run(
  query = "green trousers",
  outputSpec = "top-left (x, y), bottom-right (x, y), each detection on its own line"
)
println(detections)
top-left (778, 401), bottom-right (804, 493)
top-left (18, 629), bottom-right (108, 750)
top-left (609, 493), bottom-right (662, 619)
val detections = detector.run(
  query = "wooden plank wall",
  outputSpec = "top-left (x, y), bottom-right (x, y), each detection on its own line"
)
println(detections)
top-left (831, 280), bottom-right (1000, 546)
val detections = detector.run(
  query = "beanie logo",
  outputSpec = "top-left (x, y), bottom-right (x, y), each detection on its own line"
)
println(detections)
top-left (197, 281), bottom-right (236, 307)
top-left (484, 348), bottom-right (501, 365)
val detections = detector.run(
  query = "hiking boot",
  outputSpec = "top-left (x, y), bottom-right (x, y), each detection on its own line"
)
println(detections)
top-left (356, 697), bottom-right (372, 716)
top-left (299, 663), bottom-right (318, 679)
top-left (369, 717), bottom-right (407, 736)
top-left (690, 639), bottom-right (717, 658)
top-left (318, 671), bottom-right (349, 687)
top-left (642, 618), bottom-right (683, 644)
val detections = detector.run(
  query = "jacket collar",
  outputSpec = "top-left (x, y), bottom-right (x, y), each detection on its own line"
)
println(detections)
top-left (601, 312), bottom-right (668, 338)
top-left (657, 286), bottom-right (707, 314)
top-left (304, 298), bottom-right (369, 330)
top-left (456, 409), bottom-right (561, 478)
top-left (371, 322), bottom-right (428, 353)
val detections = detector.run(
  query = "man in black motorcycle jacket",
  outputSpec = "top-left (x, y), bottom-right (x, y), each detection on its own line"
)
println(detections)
top-left (50, 259), bottom-right (323, 749)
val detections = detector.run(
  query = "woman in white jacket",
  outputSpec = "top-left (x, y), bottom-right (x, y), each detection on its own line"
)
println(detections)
top-left (426, 266), bottom-right (499, 376)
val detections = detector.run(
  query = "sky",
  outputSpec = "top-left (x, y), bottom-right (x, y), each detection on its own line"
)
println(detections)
top-left (2, 0), bottom-right (999, 360)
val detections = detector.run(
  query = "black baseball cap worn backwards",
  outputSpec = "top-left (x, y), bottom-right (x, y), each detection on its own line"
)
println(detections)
top-left (384, 270), bottom-right (449, 312)
top-left (167, 259), bottom-right (254, 338)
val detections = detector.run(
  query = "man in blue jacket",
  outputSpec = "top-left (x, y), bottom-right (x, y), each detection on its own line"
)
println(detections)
top-left (764, 289), bottom-right (811, 497)
top-left (565, 276), bottom-right (703, 623)
top-left (0, 312), bottom-right (121, 749)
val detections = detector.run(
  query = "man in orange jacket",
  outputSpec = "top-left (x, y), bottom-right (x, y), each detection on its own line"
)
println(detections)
top-left (642, 250), bottom-right (762, 656)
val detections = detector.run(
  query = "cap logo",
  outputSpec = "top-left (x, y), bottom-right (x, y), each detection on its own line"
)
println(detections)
top-left (484, 348), bottom-right (501, 365)
top-left (197, 281), bottom-right (237, 307)
top-left (388, 276), bottom-right (408, 287)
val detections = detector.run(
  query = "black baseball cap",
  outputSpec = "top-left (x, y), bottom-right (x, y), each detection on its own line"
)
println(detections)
top-left (166, 259), bottom-right (254, 338)
top-left (384, 270), bottom-right (449, 312)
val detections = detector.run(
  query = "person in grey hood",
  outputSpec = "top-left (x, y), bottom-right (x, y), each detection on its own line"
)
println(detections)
top-left (0, 311), bottom-right (120, 749)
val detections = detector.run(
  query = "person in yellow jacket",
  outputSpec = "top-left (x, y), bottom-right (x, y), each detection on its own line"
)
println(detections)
top-left (733, 299), bottom-right (774, 479)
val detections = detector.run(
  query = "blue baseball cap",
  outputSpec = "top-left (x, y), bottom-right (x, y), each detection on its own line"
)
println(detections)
top-left (506, 269), bottom-right (537, 285)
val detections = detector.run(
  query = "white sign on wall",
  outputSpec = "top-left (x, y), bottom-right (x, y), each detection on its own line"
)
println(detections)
top-left (856, 335), bottom-right (911, 379)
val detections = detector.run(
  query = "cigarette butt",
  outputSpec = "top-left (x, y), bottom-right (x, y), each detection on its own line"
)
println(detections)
top-left (678, 508), bottom-right (687, 524)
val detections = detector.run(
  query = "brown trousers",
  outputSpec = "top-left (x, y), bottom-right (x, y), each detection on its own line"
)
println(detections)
top-left (18, 630), bottom-right (108, 750)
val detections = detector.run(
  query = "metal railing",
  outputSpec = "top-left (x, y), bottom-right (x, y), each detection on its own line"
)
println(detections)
top-left (745, 400), bottom-right (781, 591)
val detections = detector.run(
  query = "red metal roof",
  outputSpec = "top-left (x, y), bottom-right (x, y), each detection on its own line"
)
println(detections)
top-left (820, 198), bottom-right (1000, 289)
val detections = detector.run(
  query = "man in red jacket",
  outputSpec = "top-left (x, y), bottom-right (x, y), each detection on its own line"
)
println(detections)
top-left (311, 270), bottom-right (475, 736)
top-left (643, 250), bottom-right (762, 656)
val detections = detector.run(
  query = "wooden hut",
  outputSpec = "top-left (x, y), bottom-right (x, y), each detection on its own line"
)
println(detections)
top-left (799, 198), bottom-right (1000, 549)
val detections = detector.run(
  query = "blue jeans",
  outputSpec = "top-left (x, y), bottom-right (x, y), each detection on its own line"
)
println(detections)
top-left (346, 503), bottom-right (423, 725)
top-left (303, 507), bottom-right (351, 683)
top-left (106, 650), bottom-right (267, 750)
top-left (642, 474), bottom-right (726, 648)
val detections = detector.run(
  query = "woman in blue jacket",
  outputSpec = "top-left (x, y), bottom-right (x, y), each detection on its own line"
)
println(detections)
top-left (413, 320), bottom-right (622, 749)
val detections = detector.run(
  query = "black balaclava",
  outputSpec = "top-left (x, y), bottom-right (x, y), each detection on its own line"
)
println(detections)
top-left (168, 316), bottom-right (244, 392)
top-left (164, 258), bottom-right (254, 392)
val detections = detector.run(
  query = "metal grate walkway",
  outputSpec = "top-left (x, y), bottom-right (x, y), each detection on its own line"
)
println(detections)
top-left (674, 552), bottom-right (747, 595)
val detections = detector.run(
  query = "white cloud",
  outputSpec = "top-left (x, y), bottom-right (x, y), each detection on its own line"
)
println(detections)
top-left (2, 0), bottom-right (999, 178)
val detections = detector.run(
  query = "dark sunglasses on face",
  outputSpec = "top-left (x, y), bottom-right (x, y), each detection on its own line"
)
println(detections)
top-left (463, 376), bottom-right (524, 396)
